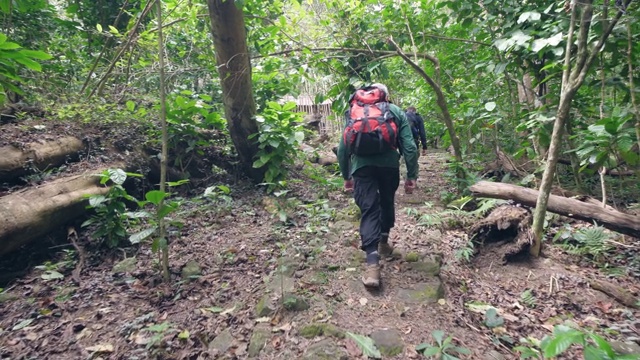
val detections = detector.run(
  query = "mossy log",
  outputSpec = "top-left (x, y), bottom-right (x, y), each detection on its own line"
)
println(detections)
top-left (0, 136), bottom-right (85, 182)
top-left (0, 173), bottom-right (109, 255)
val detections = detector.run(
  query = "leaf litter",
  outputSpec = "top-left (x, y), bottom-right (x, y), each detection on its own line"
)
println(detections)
top-left (0, 150), bottom-right (638, 359)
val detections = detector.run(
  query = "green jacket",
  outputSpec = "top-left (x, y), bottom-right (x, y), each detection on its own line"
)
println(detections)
top-left (337, 103), bottom-right (419, 180)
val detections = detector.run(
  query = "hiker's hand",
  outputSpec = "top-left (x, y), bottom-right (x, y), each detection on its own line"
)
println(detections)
top-left (404, 179), bottom-right (416, 194)
top-left (422, 149), bottom-right (427, 156)
top-left (344, 179), bottom-right (354, 192)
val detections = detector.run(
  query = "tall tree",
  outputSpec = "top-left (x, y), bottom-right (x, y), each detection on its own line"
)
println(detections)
top-left (207, 0), bottom-right (264, 182)
top-left (529, 0), bottom-right (632, 256)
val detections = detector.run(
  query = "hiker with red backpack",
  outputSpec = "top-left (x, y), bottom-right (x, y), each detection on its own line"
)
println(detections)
top-left (337, 83), bottom-right (419, 288)
top-left (405, 106), bottom-right (428, 156)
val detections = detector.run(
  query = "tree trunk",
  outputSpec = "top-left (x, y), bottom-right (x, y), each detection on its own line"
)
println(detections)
top-left (530, 0), bottom-right (628, 256)
top-left (156, 0), bottom-right (170, 282)
top-left (0, 173), bottom-right (110, 255)
top-left (207, 0), bottom-right (264, 182)
top-left (0, 136), bottom-right (85, 182)
top-left (470, 181), bottom-right (640, 239)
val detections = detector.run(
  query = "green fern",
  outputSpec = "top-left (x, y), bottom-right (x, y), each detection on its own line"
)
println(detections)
top-left (455, 241), bottom-right (475, 262)
top-left (558, 225), bottom-right (611, 260)
top-left (418, 213), bottom-right (443, 228)
top-left (469, 198), bottom-right (508, 217)
top-left (415, 198), bottom-right (506, 230)
top-left (520, 289), bottom-right (536, 308)
top-left (447, 196), bottom-right (474, 211)
top-left (404, 207), bottom-right (420, 217)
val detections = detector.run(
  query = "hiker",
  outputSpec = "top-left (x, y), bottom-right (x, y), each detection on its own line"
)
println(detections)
top-left (405, 106), bottom-right (428, 156)
top-left (337, 83), bottom-right (419, 288)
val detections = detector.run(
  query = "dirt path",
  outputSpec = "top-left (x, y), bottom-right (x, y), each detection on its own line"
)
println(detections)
top-left (1, 149), bottom-right (639, 359)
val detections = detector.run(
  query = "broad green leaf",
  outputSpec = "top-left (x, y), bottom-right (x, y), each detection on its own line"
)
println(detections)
top-left (157, 203), bottom-right (178, 218)
top-left (0, 42), bottom-right (20, 50)
top-left (542, 328), bottom-right (584, 357)
top-left (129, 227), bottom-right (157, 244)
top-left (484, 102), bottom-right (496, 111)
top-left (531, 39), bottom-right (548, 52)
top-left (282, 101), bottom-right (296, 111)
top-left (583, 345), bottom-right (606, 360)
top-left (178, 330), bottom-right (190, 339)
top-left (517, 11), bottom-right (541, 24)
top-left (13, 56), bottom-right (41, 71)
top-left (493, 38), bottom-right (510, 51)
top-left (452, 346), bottom-right (472, 354)
top-left (145, 190), bottom-right (168, 205)
top-left (294, 131), bottom-right (305, 143)
top-left (494, 63), bottom-right (507, 74)
top-left (268, 139), bottom-right (280, 148)
top-left (484, 308), bottom-right (504, 328)
top-left (20, 50), bottom-right (52, 60)
top-left (421, 346), bottom-right (440, 356)
top-left (587, 333), bottom-right (615, 357)
top-left (41, 270), bottom-right (64, 281)
top-left (604, 121), bottom-right (618, 135)
top-left (65, 3), bottom-right (79, 14)
top-left (345, 332), bottom-right (382, 359)
top-left (89, 195), bottom-right (107, 207)
top-left (96, 23), bottom-right (103, 32)
top-left (432, 330), bottom-right (445, 345)
top-left (108, 168), bottom-right (127, 185)
top-left (253, 158), bottom-right (267, 168)
top-left (126, 101), bottom-right (136, 112)
top-left (12, 319), bottom-right (34, 331)
top-left (125, 211), bottom-right (152, 219)
top-left (511, 30), bottom-right (532, 46)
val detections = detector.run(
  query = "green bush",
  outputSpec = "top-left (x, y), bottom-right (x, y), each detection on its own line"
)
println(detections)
top-left (250, 101), bottom-right (305, 192)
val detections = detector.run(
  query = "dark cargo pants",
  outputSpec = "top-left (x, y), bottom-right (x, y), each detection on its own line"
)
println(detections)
top-left (352, 166), bottom-right (400, 251)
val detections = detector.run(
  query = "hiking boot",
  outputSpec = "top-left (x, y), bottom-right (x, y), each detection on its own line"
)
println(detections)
top-left (378, 241), bottom-right (395, 258)
top-left (361, 264), bottom-right (381, 288)
top-left (378, 232), bottom-right (395, 259)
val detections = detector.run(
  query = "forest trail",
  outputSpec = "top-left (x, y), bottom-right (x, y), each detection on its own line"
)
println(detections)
top-left (1, 149), bottom-right (639, 360)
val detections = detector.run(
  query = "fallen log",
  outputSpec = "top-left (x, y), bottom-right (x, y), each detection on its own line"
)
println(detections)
top-left (589, 278), bottom-right (639, 308)
top-left (0, 136), bottom-right (85, 183)
top-left (469, 181), bottom-right (640, 238)
top-left (0, 173), bottom-right (109, 255)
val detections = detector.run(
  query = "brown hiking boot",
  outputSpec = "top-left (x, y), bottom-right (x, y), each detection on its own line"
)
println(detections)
top-left (378, 241), bottom-right (395, 258)
top-left (361, 264), bottom-right (381, 288)
top-left (378, 232), bottom-right (396, 259)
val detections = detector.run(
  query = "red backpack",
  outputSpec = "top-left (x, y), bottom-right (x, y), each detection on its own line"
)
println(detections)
top-left (343, 87), bottom-right (398, 156)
